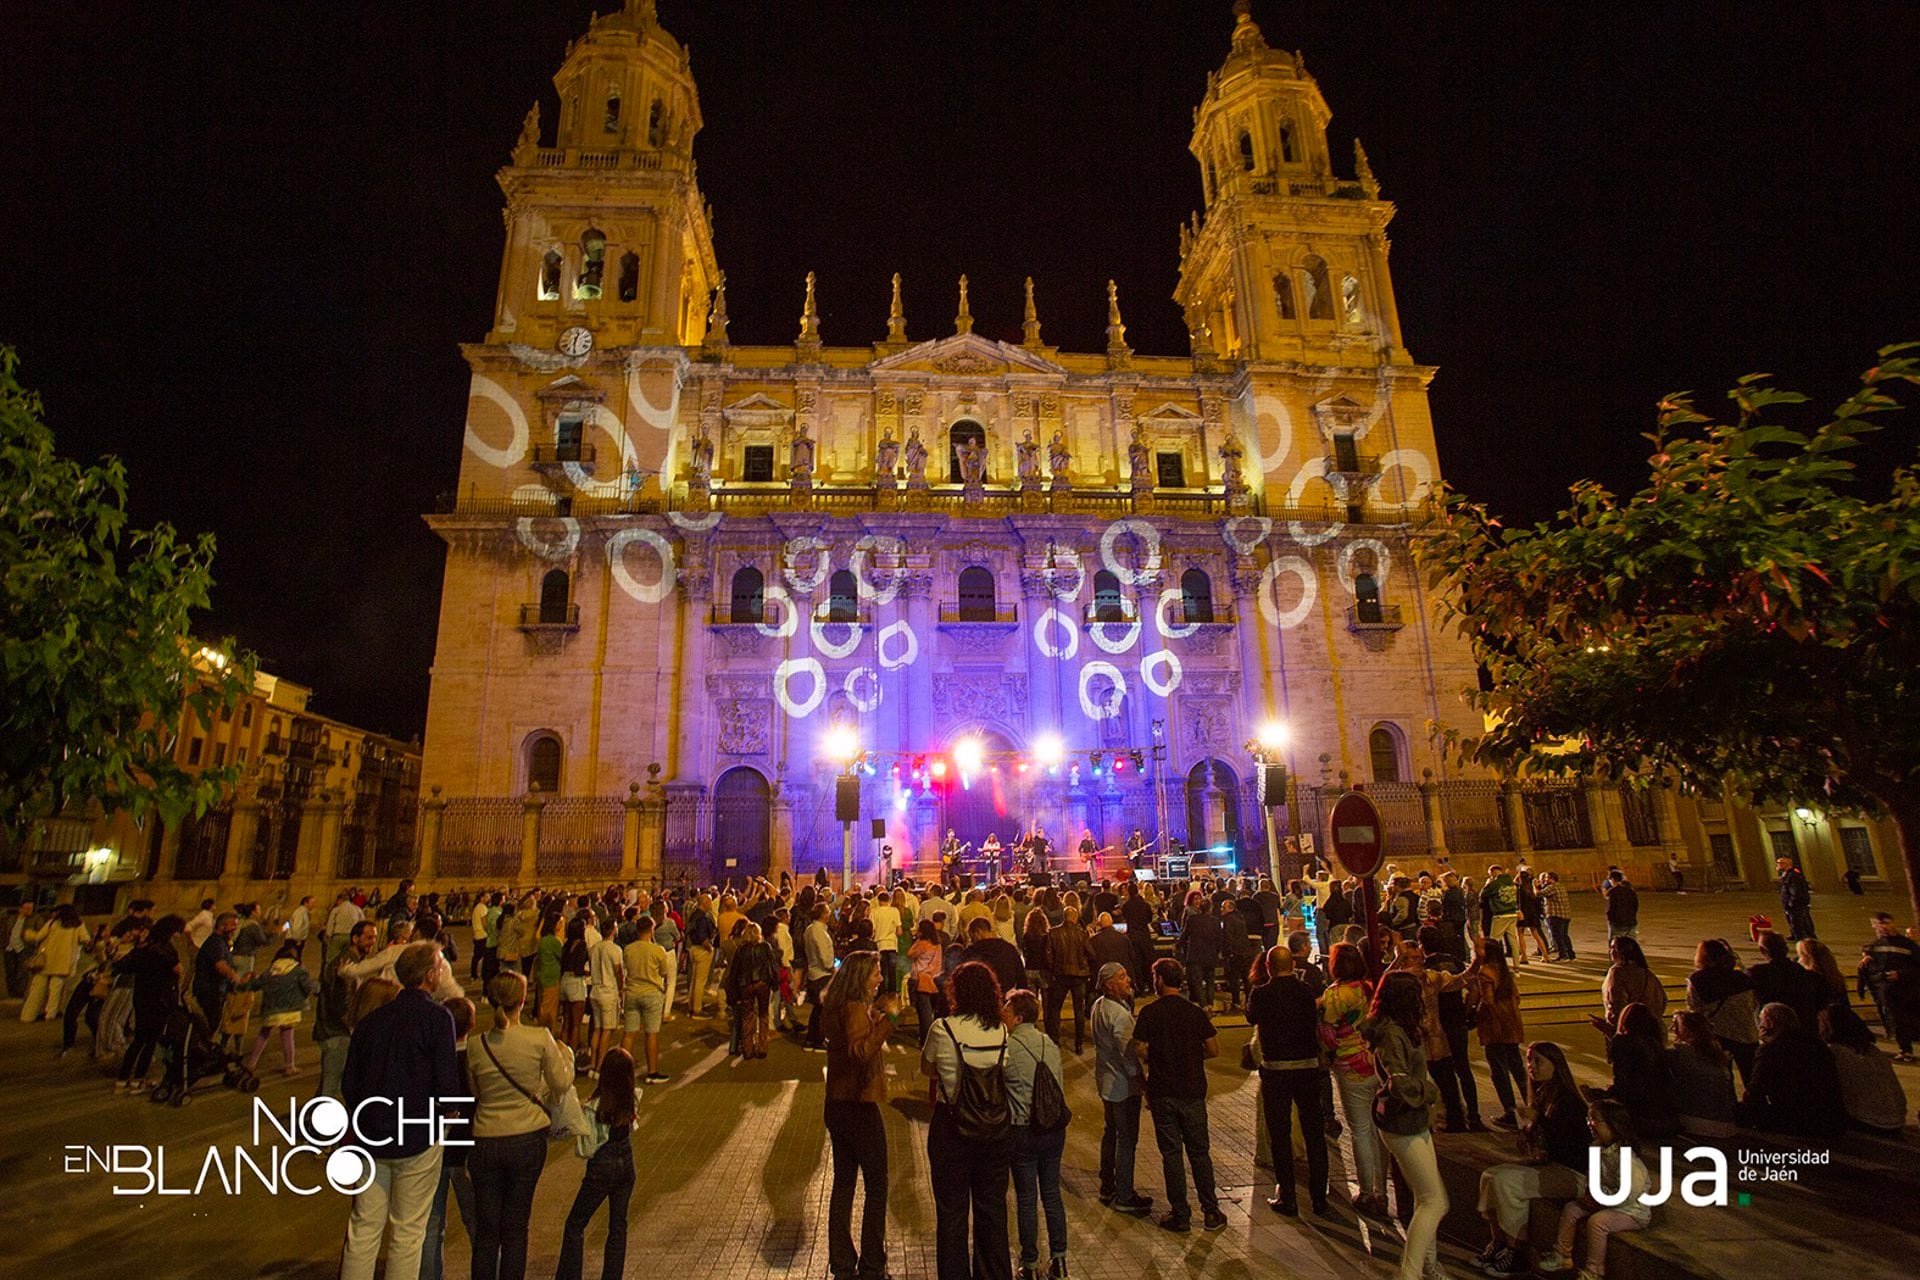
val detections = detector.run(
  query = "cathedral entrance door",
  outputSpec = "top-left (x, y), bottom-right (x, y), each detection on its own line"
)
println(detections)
top-left (940, 732), bottom-right (1018, 873)
top-left (712, 767), bottom-right (771, 880)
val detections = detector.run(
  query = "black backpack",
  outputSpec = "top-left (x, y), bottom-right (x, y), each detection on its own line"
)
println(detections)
top-left (943, 1023), bottom-right (1011, 1141)
top-left (1017, 1035), bottom-right (1072, 1133)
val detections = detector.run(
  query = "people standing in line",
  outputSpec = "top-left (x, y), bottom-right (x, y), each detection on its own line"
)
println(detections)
top-left (617, 914), bottom-right (671, 1083)
top-left (1776, 856), bottom-right (1816, 941)
top-left (1471, 937), bottom-right (1527, 1130)
top-left (1686, 938), bottom-right (1758, 1086)
top-left (1601, 869), bottom-right (1640, 942)
top-left (1479, 866), bottom-right (1522, 967)
top-left (822, 951), bottom-right (899, 1280)
top-left (1362, 970), bottom-right (1447, 1280)
top-left (1004, 988), bottom-right (1070, 1280)
top-left (1595, 936), bottom-right (1666, 1033)
top-left (921, 960), bottom-right (1015, 1280)
top-left (1858, 911), bottom-right (1920, 1061)
top-left (1090, 961), bottom-right (1152, 1216)
top-left (1471, 1041), bottom-right (1588, 1279)
top-left (339, 943), bottom-right (462, 1280)
top-left (1245, 945), bottom-right (1333, 1218)
top-left (466, 970), bottom-right (576, 1280)
top-left (1129, 958), bottom-right (1227, 1234)
top-left (556, 1047), bottom-right (640, 1280)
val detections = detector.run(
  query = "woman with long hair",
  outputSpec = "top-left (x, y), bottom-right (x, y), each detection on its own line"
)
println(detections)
top-left (1472, 937), bottom-right (1528, 1128)
top-left (1515, 871), bottom-right (1552, 963)
top-left (822, 950), bottom-right (901, 1280)
top-left (908, 918), bottom-right (945, 1043)
top-left (1595, 935), bottom-right (1666, 1031)
top-left (993, 895), bottom-right (1018, 944)
top-left (1319, 942), bottom-right (1387, 1217)
top-left (1796, 938), bottom-right (1849, 1010)
top-left (558, 915), bottom-right (590, 1054)
top-left (1472, 1041), bottom-right (1586, 1277)
top-left (1590, 1003), bottom-right (1679, 1140)
top-left (1361, 970), bottom-right (1446, 1280)
top-left (1667, 1010), bottom-right (1737, 1137)
top-left (533, 910), bottom-right (564, 1028)
top-left (557, 1045), bottom-right (639, 1280)
top-left (1535, 1101), bottom-right (1653, 1278)
top-left (1019, 908), bottom-right (1052, 1000)
top-left (1686, 938), bottom-right (1757, 1086)
top-left (467, 971), bottom-right (575, 1280)
top-left (1005, 988), bottom-right (1069, 1279)
top-left (114, 915), bottom-right (184, 1094)
top-left (922, 961), bottom-right (1014, 1280)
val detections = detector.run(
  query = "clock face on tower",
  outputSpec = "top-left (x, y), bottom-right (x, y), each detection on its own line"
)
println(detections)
top-left (557, 326), bottom-right (594, 357)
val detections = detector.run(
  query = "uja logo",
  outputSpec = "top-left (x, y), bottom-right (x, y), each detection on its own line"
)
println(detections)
top-left (1589, 1145), bottom-right (1731, 1208)
top-left (64, 1096), bottom-right (470, 1197)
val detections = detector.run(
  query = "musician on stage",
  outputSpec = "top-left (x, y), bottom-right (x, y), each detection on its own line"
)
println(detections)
top-left (1124, 828), bottom-right (1148, 867)
top-left (940, 829), bottom-right (961, 875)
top-left (1078, 829), bottom-right (1098, 874)
top-left (981, 832), bottom-right (1003, 877)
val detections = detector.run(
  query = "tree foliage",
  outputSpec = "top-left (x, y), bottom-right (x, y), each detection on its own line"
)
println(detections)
top-left (1420, 345), bottom-right (1920, 919)
top-left (0, 346), bottom-right (255, 838)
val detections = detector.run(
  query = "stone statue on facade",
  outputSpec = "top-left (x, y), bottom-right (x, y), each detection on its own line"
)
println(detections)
top-left (956, 436), bottom-right (987, 486)
top-left (1047, 431), bottom-right (1071, 489)
top-left (1219, 433), bottom-right (1247, 502)
top-left (1016, 431), bottom-right (1041, 484)
top-left (790, 428), bottom-right (815, 486)
top-left (876, 429), bottom-right (899, 480)
top-left (904, 430), bottom-right (928, 488)
top-left (1127, 426), bottom-right (1152, 491)
top-left (514, 104), bottom-right (541, 161)
top-left (690, 430), bottom-right (714, 488)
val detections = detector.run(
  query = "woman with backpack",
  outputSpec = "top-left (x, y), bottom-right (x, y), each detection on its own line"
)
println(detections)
top-left (922, 960), bottom-right (1015, 1280)
top-left (1005, 988), bottom-right (1069, 1280)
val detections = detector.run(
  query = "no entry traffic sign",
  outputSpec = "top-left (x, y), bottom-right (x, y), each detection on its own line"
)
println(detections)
top-left (1328, 791), bottom-right (1385, 878)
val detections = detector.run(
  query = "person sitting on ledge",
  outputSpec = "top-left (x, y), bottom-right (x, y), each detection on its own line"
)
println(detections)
top-left (1818, 1003), bottom-right (1909, 1135)
top-left (1471, 1041), bottom-right (1587, 1279)
top-left (1585, 1003), bottom-right (1678, 1141)
top-left (1665, 1011), bottom-right (1738, 1139)
top-left (1736, 1002), bottom-right (1847, 1137)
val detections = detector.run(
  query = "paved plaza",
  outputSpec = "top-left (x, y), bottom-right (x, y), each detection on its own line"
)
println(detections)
top-left (3, 886), bottom-right (1914, 1280)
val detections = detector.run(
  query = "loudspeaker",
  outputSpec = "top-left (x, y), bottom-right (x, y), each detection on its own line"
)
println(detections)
top-left (870, 818), bottom-right (887, 839)
top-left (1070, 872), bottom-right (1093, 890)
top-left (1260, 764), bottom-right (1289, 808)
top-left (835, 776), bottom-right (861, 823)
top-left (1029, 870), bottom-right (1053, 888)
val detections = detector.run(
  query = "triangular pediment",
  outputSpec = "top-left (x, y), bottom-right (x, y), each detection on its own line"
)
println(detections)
top-left (534, 374), bottom-right (603, 403)
top-left (869, 333), bottom-right (1066, 377)
top-left (1139, 401), bottom-right (1203, 421)
top-left (722, 392), bottom-right (795, 422)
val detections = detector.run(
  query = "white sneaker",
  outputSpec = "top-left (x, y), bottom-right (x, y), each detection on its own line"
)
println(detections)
top-left (1535, 1253), bottom-right (1571, 1274)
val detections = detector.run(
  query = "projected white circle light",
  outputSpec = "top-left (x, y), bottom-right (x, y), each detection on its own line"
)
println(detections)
top-left (1258, 556), bottom-right (1318, 631)
top-left (876, 620), bottom-right (918, 670)
top-left (465, 376), bottom-right (530, 468)
top-left (811, 614), bottom-right (862, 660)
top-left (1078, 661), bottom-right (1127, 720)
top-left (1154, 587), bottom-right (1200, 640)
top-left (782, 536), bottom-right (831, 594)
top-left (1099, 518), bottom-right (1162, 586)
top-left (850, 534), bottom-right (909, 604)
top-left (1222, 515), bottom-right (1272, 555)
top-left (606, 527), bottom-right (675, 604)
top-left (1033, 607), bottom-right (1080, 661)
top-left (756, 585), bottom-right (799, 639)
top-left (1337, 538), bottom-right (1393, 596)
top-left (516, 516), bottom-right (580, 562)
top-left (844, 666), bottom-right (881, 712)
top-left (1140, 649), bottom-right (1183, 697)
top-left (1087, 614), bottom-right (1141, 655)
top-left (774, 657), bottom-right (826, 717)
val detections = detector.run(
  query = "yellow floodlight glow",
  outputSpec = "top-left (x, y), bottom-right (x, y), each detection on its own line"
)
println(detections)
top-left (1033, 733), bottom-right (1066, 767)
top-left (823, 724), bottom-right (860, 765)
top-left (954, 736), bottom-right (985, 774)
top-left (1256, 721), bottom-right (1290, 752)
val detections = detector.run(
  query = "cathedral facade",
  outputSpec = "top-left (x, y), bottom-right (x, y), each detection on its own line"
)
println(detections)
top-left (420, 1), bottom-right (1490, 885)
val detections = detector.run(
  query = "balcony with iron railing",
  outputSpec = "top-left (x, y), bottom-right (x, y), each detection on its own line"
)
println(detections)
top-left (261, 733), bottom-right (285, 756)
top-left (518, 602), bottom-right (581, 630)
top-left (1326, 450), bottom-right (1382, 478)
top-left (529, 442), bottom-right (597, 468)
top-left (1346, 602), bottom-right (1405, 632)
top-left (938, 603), bottom-right (1020, 624)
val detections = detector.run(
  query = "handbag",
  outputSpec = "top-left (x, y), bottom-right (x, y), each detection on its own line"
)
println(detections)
top-left (478, 1029), bottom-right (593, 1143)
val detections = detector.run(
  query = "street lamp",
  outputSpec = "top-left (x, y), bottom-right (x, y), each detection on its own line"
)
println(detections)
top-left (1246, 719), bottom-right (1293, 889)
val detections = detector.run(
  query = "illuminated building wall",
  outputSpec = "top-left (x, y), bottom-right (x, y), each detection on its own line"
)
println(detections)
top-left (419, 1), bottom-right (1488, 882)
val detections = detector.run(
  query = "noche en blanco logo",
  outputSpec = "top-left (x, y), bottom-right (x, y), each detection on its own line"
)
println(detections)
top-left (64, 1096), bottom-right (471, 1197)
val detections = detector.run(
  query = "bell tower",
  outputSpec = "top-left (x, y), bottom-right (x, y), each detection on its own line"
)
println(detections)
top-left (1175, 1), bottom-right (1406, 365)
top-left (489, 0), bottom-right (718, 350)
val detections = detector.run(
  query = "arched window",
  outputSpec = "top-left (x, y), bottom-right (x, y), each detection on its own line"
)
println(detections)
top-left (1303, 256), bottom-right (1333, 320)
top-left (1278, 119), bottom-right (1296, 164)
top-left (527, 734), bottom-right (562, 793)
top-left (729, 566), bottom-right (764, 623)
top-left (539, 569), bottom-right (571, 624)
top-left (647, 99), bottom-right (664, 147)
top-left (827, 569), bottom-right (858, 622)
top-left (604, 91), bottom-right (621, 133)
top-left (1342, 274), bottom-right (1365, 327)
top-left (957, 566), bottom-right (997, 622)
top-left (617, 251), bottom-right (639, 303)
top-left (1354, 573), bottom-right (1383, 625)
top-left (575, 229), bottom-right (606, 300)
top-left (1180, 568), bottom-right (1215, 624)
top-left (1273, 273), bottom-right (1295, 320)
top-left (1093, 569), bottom-right (1124, 623)
top-left (539, 249), bottom-right (563, 301)
top-left (948, 419), bottom-right (986, 483)
top-left (1238, 129), bottom-right (1256, 171)
top-left (1369, 725), bottom-right (1402, 784)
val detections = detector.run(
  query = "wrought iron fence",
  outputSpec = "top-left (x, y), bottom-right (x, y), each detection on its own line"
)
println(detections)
top-left (175, 806), bottom-right (231, 880)
top-left (1439, 779), bottom-right (1509, 854)
top-left (1618, 784), bottom-right (1661, 847)
top-left (1522, 785), bottom-right (1592, 851)
top-left (437, 797), bottom-right (522, 881)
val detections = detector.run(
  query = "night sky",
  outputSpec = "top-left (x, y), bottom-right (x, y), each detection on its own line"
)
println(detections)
top-left (3, 1), bottom-right (1915, 739)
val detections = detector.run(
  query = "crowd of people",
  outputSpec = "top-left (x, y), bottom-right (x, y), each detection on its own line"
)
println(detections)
top-left (6, 859), bottom-right (1917, 1280)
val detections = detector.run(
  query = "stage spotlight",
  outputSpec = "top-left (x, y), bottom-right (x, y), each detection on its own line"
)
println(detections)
top-left (1130, 750), bottom-right (1145, 770)
top-left (953, 736), bottom-right (984, 773)
top-left (1033, 733), bottom-right (1065, 767)
top-left (823, 724), bottom-right (860, 765)
top-left (1112, 755), bottom-right (1126, 773)
top-left (930, 758), bottom-right (948, 779)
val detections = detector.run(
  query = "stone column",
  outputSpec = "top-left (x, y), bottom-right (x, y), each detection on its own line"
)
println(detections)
top-left (223, 797), bottom-right (261, 895)
top-left (1420, 771), bottom-right (1448, 860)
top-left (673, 537), bottom-right (713, 783)
top-left (1231, 567), bottom-right (1267, 735)
top-left (1654, 780), bottom-right (1689, 869)
top-left (1021, 569), bottom-right (1059, 735)
top-left (1585, 779), bottom-right (1631, 865)
top-left (638, 766), bottom-right (665, 887)
top-left (1366, 228), bottom-right (1406, 356)
top-left (903, 565), bottom-right (935, 748)
top-left (418, 785), bottom-right (446, 886)
top-left (769, 770), bottom-right (794, 879)
top-left (621, 782), bottom-right (643, 880)
top-left (294, 790), bottom-right (331, 885)
top-left (1502, 783), bottom-right (1533, 857)
top-left (519, 794), bottom-right (545, 887)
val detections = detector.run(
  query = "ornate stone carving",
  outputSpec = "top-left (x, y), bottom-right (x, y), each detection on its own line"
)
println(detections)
top-left (955, 540), bottom-right (994, 568)
top-left (1182, 698), bottom-right (1232, 752)
top-left (904, 430), bottom-right (929, 488)
top-left (1016, 431), bottom-right (1040, 485)
top-left (716, 699), bottom-right (772, 755)
top-left (946, 626), bottom-right (1014, 658)
top-left (904, 391), bottom-right (925, 417)
top-left (716, 628), bottom-right (769, 658)
top-left (934, 353), bottom-right (1000, 375)
top-left (1180, 671), bottom-right (1242, 697)
top-left (706, 673), bottom-right (770, 700)
top-left (931, 673), bottom-right (1029, 727)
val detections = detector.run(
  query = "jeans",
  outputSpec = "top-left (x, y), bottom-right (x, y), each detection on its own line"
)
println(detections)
top-left (1785, 908), bottom-right (1816, 942)
top-left (913, 990), bottom-right (939, 1046)
top-left (1043, 977), bottom-right (1089, 1049)
top-left (1148, 1094), bottom-right (1219, 1222)
top-left (61, 979), bottom-right (102, 1052)
top-left (556, 1142), bottom-right (633, 1280)
top-left (927, 1104), bottom-right (1013, 1280)
top-left (423, 1161), bottom-right (475, 1280)
top-left (1485, 1042), bottom-right (1526, 1118)
top-left (119, 1017), bottom-right (164, 1083)
top-left (1429, 1053), bottom-right (1468, 1129)
top-left (1011, 1123), bottom-right (1068, 1265)
top-left (1441, 1022), bottom-right (1481, 1121)
top-left (1099, 1095), bottom-right (1142, 1199)
top-left (1186, 963), bottom-right (1216, 1010)
top-left (1332, 1066), bottom-right (1387, 1198)
top-left (1259, 1067), bottom-right (1329, 1207)
top-left (1380, 1127), bottom-right (1447, 1280)
top-left (467, 1129), bottom-right (548, 1280)
top-left (317, 1034), bottom-right (351, 1101)
top-left (824, 1099), bottom-right (889, 1279)
top-left (1548, 917), bottom-right (1575, 960)
top-left (340, 1145), bottom-right (444, 1280)
top-left (1558, 1203), bottom-right (1646, 1276)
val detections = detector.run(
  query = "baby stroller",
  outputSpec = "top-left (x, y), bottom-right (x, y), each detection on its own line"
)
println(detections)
top-left (148, 1005), bottom-right (259, 1106)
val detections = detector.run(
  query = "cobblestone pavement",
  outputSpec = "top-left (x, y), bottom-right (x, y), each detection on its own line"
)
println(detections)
top-left (2, 886), bottom-right (1910, 1279)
